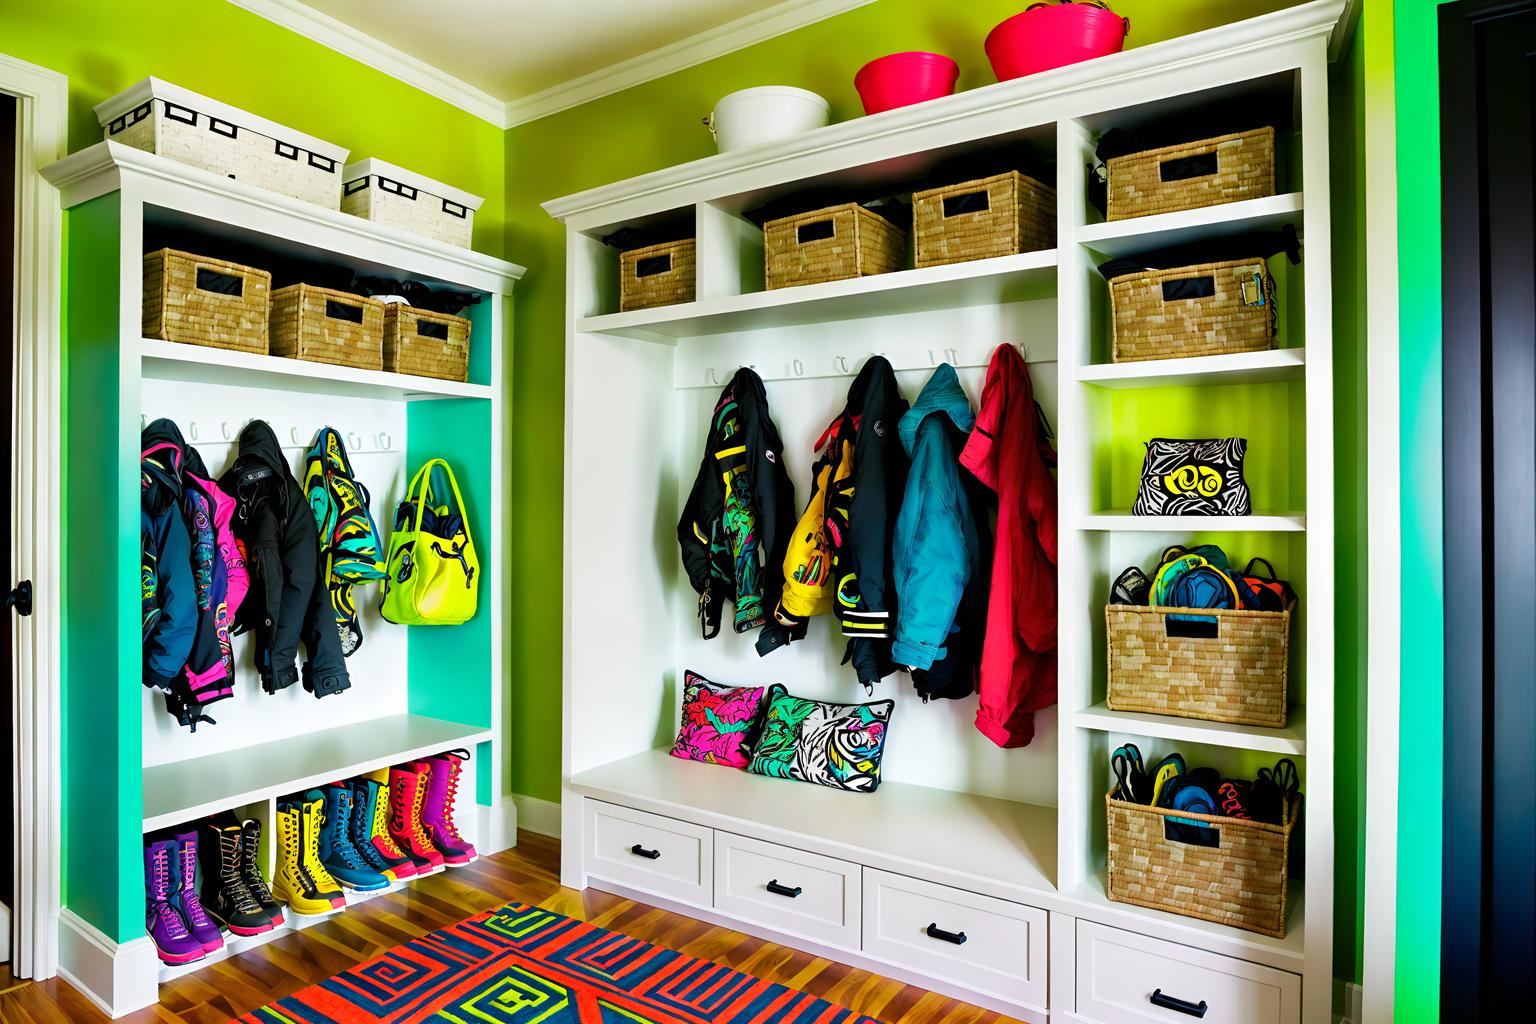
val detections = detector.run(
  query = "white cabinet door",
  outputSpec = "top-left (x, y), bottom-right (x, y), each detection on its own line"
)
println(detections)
top-left (1075, 921), bottom-right (1301, 1024)
top-left (862, 868), bottom-right (1048, 1011)
top-left (714, 831), bottom-right (861, 948)
top-left (584, 800), bottom-right (713, 906)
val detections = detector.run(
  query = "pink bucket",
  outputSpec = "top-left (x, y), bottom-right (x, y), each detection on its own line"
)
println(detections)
top-left (854, 52), bottom-right (960, 115)
top-left (985, 2), bottom-right (1129, 82)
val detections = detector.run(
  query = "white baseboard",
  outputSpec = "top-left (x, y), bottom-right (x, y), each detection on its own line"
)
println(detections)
top-left (476, 797), bottom-right (519, 856)
top-left (1335, 979), bottom-right (1362, 1024)
top-left (57, 908), bottom-right (159, 1018)
top-left (510, 793), bottom-right (561, 838)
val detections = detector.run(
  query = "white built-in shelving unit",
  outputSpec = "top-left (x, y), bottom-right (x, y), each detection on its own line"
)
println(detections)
top-left (43, 141), bottom-right (521, 1014)
top-left (549, 2), bottom-right (1344, 1022)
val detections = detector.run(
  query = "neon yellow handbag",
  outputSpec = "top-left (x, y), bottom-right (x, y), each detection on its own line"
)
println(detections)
top-left (380, 459), bottom-right (479, 625)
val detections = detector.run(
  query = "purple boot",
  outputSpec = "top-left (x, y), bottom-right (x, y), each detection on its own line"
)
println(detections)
top-left (144, 840), bottom-right (206, 966)
top-left (421, 750), bottom-right (478, 867)
top-left (173, 831), bottom-right (225, 953)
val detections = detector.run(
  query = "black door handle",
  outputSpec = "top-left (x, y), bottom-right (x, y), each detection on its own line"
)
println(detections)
top-left (7, 580), bottom-right (32, 617)
top-left (629, 844), bottom-right (661, 860)
top-left (1150, 989), bottom-right (1209, 1018)
top-left (766, 879), bottom-right (802, 898)
top-left (925, 923), bottom-right (967, 945)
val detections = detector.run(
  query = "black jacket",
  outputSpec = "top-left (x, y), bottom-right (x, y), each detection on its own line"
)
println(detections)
top-left (219, 421), bottom-right (350, 698)
top-left (833, 357), bottom-right (910, 689)
top-left (677, 368), bottom-right (795, 639)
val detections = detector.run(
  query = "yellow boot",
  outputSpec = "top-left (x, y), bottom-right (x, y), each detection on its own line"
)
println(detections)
top-left (270, 792), bottom-right (346, 915)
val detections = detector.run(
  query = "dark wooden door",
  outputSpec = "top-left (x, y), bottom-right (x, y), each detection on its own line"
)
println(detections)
top-left (1440, 0), bottom-right (1536, 1015)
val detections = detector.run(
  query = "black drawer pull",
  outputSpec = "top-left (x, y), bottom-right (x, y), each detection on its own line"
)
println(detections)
top-left (1150, 989), bottom-right (1208, 1018)
top-left (925, 923), bottom-right (967, 945)
top-left (766, 879), bottom-right (802, 898)
top-left (629, 844), bottom-right (661, 860)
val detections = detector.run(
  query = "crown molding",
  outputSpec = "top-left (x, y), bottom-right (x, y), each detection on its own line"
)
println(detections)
top-left (501, 0), bottom-right (877, 127)
top-left (225, 0), bottom-right (508, 127)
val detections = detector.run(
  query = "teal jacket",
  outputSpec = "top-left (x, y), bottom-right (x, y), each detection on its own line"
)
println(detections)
top-left (892, 364), bottom-right (979, 677)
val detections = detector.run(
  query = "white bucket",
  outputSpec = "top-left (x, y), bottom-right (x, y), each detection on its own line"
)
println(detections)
top-left (703, 87), bottom-right (830, 153)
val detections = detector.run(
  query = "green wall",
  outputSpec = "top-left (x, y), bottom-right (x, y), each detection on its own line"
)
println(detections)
top-left (2, 0), bottom-right (507, 256)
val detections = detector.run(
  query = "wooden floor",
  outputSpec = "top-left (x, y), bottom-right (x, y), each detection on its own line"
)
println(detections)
top-left (0, 831), bottom-right (1022, 1024)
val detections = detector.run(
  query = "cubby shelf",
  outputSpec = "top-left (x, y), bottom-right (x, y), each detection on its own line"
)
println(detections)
top-left (140, 337), bottom-right (492, 402)
top-left (142, 713), bottom-right (492, 831)
top-left (1079, 511), bottom-right (1307, 532)
top-left (1077, 192), bottom-right (1305, 258)
top-left (1074, 702), bottom-right (1307, 755)
top-left (1076, 348), bottom-right (1306, 389)
top-left (576, 248), bottom-right (1057, 340)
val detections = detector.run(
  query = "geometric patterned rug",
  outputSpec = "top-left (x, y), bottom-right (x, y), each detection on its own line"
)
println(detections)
top-left (233, 902), bottom-right (886, 1023)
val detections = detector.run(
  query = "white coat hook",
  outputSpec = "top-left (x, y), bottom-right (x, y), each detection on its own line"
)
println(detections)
top-left (835, 355), bottom-right (849, 374)
top-left (348, 431), bottom-right (364, 451)
top-left (378, 431), bottom-right (392, 451)
top-left (140, 413), bottom-right (147, 430)
top-left (945, 347), bottom-right (959, 364)
top-left (221, 421), bottom-right (232, 441)
top-left (1017, 342), bottom-right (1031, 362)
top-left (792, 358), bottom-right (804, 377)
top-left (928, 349), bottom-right (937, 367)
top-left (707, 367), bottom-right (719, 386)
top-left (188, 420), bottom-right (199, 442)
top-left (290, 427), bottom-right (302, 446)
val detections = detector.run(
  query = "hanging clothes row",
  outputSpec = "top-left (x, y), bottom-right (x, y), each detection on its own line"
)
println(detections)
top-left (676, 344), bottom-right (1059, 749)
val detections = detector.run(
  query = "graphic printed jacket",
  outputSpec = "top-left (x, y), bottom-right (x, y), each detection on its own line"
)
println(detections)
top-left (960, 344), bottom-right (1059, 747)
top-left (141, 440), bottom-right (196, 695)
top-left (677, 368), bottom-right (795, 639)
top-left (220, 420), bottom-right (351, 699)
top-left (892, 363), bottom-right (993, 701)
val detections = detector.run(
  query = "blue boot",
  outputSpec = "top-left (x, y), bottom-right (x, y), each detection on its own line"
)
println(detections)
top-left (316, 785), bottom-right (390, 891)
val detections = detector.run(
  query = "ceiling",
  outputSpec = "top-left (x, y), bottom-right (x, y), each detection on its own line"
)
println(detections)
top-left (301, 0), bottom-right (793, 100)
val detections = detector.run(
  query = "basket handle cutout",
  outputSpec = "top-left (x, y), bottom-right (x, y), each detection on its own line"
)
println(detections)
top-left (1164, 817), bottom-right (1221, 847)
top-left (1161, 276), bottom-right (1216, 302)
top-left (276, 140), bottom-right (300, 161)
top-left (162, 101), bottom-right (197, 126)
top-left (207, 117), bottom-right (237, 139)
top-left (635, 254), bottom-right (672, 278)
top-left (343, 176), bottom-right (369, 195)
top-left (942, 190), bottom-right (992, 217)
top-left (1159, 150), bottom-right (1219, 182)
top-left (379, 177), bottom-right (417, 200)
top-left (325, 299), bottom-right (365, 324)
top-left (797, 219), bottom-right (836, 244)
top-left (194, 268), bottom-right (245, 297)
top-left (416, 320), bottom-right (450, 340)
top-left (1165, 616), bottom-right (1218, 639)
top-left (443, 199), bottom-right (468, 218)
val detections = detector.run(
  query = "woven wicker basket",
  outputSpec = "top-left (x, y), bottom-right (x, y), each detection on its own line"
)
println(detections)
top-left (142, 249), bottom-right (271, 354)
top-left (1106, 127), bottom-right (1275, 221)
top-left (1110, 257), bottom-right (1276, 363)
top-left (1107, 789), bottom-right (1300, 938)
top-left (269, 285), bottom-right (384, 371)
top-left (913, 171), bottom-right (1055, 268)
top-left (383, 305), bottom-right (470, 382)
top-left (620, 239), bottom-right (696, 312)
top-left (765, 203), bottom-right (906, 289)
top-left (1105, 604), bottom-right (1290, 727)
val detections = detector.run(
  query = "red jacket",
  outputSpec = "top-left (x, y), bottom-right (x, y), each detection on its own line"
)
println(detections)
top-left (959, 344), bottom-right (1058, 747)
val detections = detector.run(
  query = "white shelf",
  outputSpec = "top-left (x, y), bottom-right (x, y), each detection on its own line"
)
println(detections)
top-left (1078, 193), bottom-right (1305, 259)
top-left (139, 338), bottom-right (492, 402)
top-left (1074, 702), bottom-right (1307, 755)
top-left (569, 749), bottom-right (1057, 901)
top-left (1077, 348), bottom-right (1306, 389)
top-left (1079, 511), bottom-right (1307, 532)
top-left (577, 249), bottom-right (1057, 340)
top-left (141, 713), bottom-right (492, 830)
top-left (1069, 870), bottom-right (1305, 974)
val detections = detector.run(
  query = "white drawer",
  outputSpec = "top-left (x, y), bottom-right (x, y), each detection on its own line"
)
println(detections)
top-left (584, 800), bottom-right (713, 906)
top-left (1075, 921), bottom-right (1300, 1024)
top-left (862, 869), bottom-right (1048, 1010)
top-left (714, 832), bottom-right (861, 948)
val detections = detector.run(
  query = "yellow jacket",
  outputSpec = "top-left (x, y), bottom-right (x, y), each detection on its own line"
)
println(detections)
top-left (777, 427), bottom-right (855, 621)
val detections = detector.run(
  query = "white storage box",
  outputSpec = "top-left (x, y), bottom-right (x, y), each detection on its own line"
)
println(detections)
top-left (341, 158), bottom-right (484, 248)
top-left (95, 78), bottom-right (349, 209)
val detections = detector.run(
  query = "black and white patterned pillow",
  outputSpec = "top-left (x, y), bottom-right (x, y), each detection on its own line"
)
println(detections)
top-left (1133, 438), bottom-right (1252, 516)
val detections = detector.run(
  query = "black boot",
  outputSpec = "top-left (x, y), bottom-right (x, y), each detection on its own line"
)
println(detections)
top-left (197, 819), bottom-right (274, 937)
top-left (239, 818), bottom-right (286, 927)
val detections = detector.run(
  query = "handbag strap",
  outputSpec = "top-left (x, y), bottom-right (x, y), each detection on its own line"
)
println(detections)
top-left (403, 459), bottom-right (437, 537)
top-left (419, 457), bottom-right (475, 551)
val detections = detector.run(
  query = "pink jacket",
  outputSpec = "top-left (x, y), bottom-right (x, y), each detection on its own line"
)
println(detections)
top-left (959, 344), bottom-right (1058, 747)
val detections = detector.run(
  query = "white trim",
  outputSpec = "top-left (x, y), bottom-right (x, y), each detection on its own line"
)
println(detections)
top-left (500, 0), bottom-right (877, 127)
top-left (56, 909), bottom-right (160, 1018)
top-left (475, 796), bottom-right (520, 857)
top-left (1, 49), bottom-right (66, 984)
top-left (511, 793), bottom-right (562, 838)
top-left (223, 0), bottom-right (506, 126)
top-left (1330, 0), bottom-right (1363, 63)
top-left (1361, 1), bottom-right (1400, 1019)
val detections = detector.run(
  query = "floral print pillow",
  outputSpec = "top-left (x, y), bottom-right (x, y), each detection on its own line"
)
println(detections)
top-left (669, 671), bottom-right (767, 769)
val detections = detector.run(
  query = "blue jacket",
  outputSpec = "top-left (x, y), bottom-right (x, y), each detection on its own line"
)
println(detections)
top-left (893, 364), bottom-right (981, 684)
